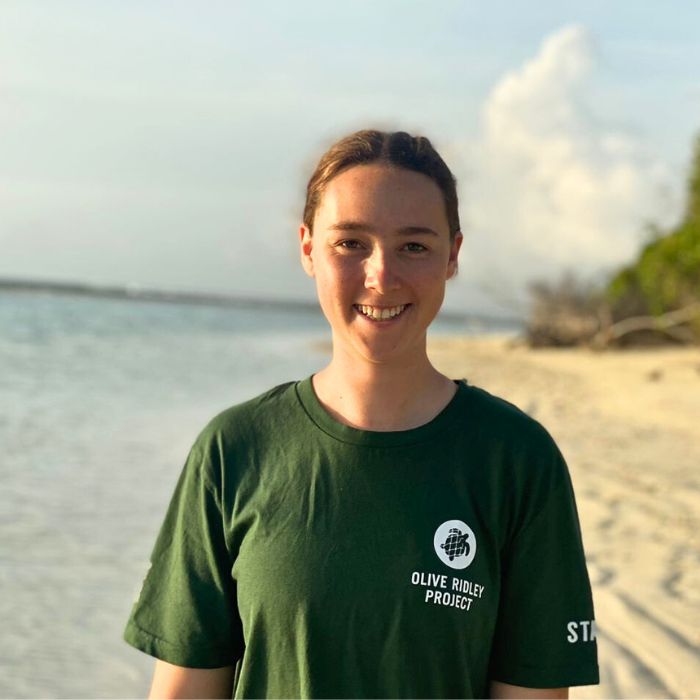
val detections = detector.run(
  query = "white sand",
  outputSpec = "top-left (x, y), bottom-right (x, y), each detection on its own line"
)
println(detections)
top-left (429, 334), bottom-right (700, 698)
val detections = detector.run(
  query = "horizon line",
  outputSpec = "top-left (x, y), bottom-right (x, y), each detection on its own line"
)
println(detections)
top-left (0, 275), bottom-right (524, 325)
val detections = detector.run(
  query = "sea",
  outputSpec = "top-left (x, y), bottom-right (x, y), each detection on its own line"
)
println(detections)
top-left (0, 290), bottom-right (519, 698)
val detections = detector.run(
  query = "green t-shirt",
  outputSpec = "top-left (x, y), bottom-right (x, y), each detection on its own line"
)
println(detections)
top-left (124, 377), bottom-right (599, 697)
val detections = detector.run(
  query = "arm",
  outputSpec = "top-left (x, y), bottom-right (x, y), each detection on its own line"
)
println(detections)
top-left (490, 681), bottom-right (568, 699)
top-left (148, 659), bottom-right (235, 699)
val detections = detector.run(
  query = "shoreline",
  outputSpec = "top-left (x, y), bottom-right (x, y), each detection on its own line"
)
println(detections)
top-left (427, 334), bottom-right (700, 698)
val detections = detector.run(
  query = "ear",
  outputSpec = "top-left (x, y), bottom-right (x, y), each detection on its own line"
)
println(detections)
top-left (446, 231), bottom-right (463, 280)
top-left (300, 224), bottom-right (315, 278)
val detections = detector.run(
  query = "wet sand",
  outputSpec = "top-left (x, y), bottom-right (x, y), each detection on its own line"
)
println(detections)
top-left (429, 334), bottom-right (700, 699)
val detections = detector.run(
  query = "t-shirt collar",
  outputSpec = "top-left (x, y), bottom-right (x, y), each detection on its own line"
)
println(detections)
top-left (294, 375), bottom-right (472, 447)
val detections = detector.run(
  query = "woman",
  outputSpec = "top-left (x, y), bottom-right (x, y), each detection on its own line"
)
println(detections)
top-left (124, 130), bottom-right (599, 698)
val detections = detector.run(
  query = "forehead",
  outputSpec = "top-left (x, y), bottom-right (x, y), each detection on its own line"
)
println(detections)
top-left (315, 164), bottom-right (448, 230)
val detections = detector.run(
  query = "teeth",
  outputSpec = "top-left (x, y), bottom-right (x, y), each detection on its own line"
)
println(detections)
top-left (357, 304), bottom-right (407, 320)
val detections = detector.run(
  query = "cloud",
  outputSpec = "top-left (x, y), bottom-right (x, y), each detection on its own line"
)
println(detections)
top-left (455, 25), bottom-right (681, 311)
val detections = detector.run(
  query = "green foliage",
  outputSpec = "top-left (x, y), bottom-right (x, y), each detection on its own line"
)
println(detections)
top-left (605, 134), bottom-right (700, 318)
top-left (526, 133), bottom-right (700, 347)
top-left (687, 133), bottom-right (700, 226)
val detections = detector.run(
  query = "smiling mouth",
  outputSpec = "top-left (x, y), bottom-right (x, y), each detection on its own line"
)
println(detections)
top-left (353, 304), bottom-right (411, 321)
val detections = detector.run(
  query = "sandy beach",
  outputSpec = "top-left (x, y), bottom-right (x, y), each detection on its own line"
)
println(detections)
top-left (428, 334), bottom-right (700, 698)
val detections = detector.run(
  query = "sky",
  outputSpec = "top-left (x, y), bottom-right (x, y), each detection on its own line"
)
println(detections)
top-left (1, 0), bottom-right (699, 317)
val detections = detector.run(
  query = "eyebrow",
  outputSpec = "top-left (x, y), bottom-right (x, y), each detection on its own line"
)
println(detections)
top-left (327, 221), bottom-right (440, 236)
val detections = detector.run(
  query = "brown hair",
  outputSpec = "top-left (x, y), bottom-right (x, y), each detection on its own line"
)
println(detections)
top-left (303, 129), bottom-right (461, 240)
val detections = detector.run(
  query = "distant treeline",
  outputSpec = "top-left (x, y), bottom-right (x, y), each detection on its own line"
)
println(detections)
top-left (0, 277), bottom-right (320, 312)
top-left (0, 276), bottom-right (502, 326)
top-left (527, 133), bottom-right (700, 348)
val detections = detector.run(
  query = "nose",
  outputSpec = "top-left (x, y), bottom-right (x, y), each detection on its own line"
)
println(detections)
top-left (364, 246), bottom-right (401, 294)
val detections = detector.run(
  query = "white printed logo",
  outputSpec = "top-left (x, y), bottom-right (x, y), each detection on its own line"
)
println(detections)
top-left (434, 520), bottom-right (477, 570)
top-left (567, 619), bottom-right (597, 643)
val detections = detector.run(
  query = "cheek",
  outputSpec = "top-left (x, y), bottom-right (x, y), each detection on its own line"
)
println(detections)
top-left (316, 261), bottom-right (355, 309)
top-left (414, 261), bottom-right (448, 288)
top-left (315, 258), bottom-right (356, 298)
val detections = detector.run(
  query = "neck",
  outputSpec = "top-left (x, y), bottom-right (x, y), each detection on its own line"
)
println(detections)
top-left (312, 346), bottom-right (456, 431)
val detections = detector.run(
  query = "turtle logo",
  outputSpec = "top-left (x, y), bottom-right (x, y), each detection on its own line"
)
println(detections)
top-left (441, 528), bottom-right (471, 561)
top-left (434, 520), bottom-right (477, 569)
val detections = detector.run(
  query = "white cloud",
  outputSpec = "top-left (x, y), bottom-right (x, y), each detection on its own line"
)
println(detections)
top-left (454, 25), bottom-right (682, 312)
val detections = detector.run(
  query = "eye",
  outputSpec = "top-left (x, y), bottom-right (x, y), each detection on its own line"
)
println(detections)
top-left (337, 239), bottom-right (363, 250)
top-left (403, 242), bottom-right (428, 253)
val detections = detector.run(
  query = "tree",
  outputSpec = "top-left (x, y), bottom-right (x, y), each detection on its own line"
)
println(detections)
top-left (605, 133), bottom-right (700, 322)
top-left (525, 132), bottom-right (700, 347)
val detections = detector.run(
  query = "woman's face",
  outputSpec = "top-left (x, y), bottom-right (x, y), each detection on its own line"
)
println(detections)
top-left (300, 163), bottom-right (463, 366)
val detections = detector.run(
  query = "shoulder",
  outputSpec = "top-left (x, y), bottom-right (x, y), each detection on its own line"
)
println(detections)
top-left (464, 383), bottom-right (559, 454)
top-left (195, 380), bottom-right (300, 448)
top-left (182, 380), bottom-right (301, 487)
top-left (463, 382), bottom-right (571, 498)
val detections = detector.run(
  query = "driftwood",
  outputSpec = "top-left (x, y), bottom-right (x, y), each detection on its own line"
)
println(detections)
top-left (526, 311), bottom-right (600, 347)
top-left (525, 270), bottom-right (700, 348)
top-left (590, 302), bottom-right (700, 349)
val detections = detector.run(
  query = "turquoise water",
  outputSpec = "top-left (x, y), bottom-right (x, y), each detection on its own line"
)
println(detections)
top-left (0, 291), bottom-right (517, 697)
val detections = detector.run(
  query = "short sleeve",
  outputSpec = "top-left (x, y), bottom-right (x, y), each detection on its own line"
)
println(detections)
top-left (123, 436), bottom-right (244, 668)
top-left (488, 443), bottom-right (599, 687)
